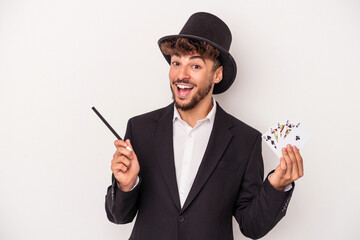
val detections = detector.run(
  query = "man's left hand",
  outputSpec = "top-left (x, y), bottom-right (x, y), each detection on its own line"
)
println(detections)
top-left (269, 144), bottom-right (304, 191)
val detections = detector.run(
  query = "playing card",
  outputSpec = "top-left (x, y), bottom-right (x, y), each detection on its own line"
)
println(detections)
top-left (262, 120), bottom-right (311, 158)
top-left (277, 120), bottom-right (298, 147)
top-left (276, 121), bottom-right (286, 148)
top-left (278, 122), bottom-right (286, 139)
top-left (262, 127), bottom-right (282, 158)
top-left (282, 120), bottom-right (300, 140)
top-left (282, 123), bottom-right (311, 150)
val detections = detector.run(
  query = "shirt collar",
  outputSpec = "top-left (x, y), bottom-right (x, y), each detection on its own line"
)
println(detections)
top-left (173, 97), bottom-right (217, 125)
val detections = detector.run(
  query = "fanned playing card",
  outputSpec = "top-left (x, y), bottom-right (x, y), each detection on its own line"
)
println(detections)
top-left (262, 126), bottom-right (282, 157)
top-left (283, 122), bottom-right (311, 150)
top-left (262, 120), bottom-right (311, 158)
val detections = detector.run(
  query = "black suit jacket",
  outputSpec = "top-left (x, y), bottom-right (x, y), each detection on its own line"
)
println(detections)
top-left (105, 103), bottom-right (293, 240)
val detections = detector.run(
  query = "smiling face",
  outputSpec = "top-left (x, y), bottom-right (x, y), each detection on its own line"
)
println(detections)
top-left (169, 53), bottom-right (223, 111)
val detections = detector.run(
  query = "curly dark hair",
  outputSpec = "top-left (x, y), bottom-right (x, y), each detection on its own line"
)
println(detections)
top-left (160, 37), bottom-right (221, 71)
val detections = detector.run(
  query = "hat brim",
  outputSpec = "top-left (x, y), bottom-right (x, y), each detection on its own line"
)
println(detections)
top-left (158, 34), bottom-right (237, 94)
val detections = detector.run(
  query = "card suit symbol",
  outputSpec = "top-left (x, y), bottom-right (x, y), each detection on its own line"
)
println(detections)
top-left (296, 136), bottom-right (300, 141)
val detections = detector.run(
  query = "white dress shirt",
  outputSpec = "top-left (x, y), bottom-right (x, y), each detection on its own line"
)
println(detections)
top-left (173, 98), bottom-right (217, 207)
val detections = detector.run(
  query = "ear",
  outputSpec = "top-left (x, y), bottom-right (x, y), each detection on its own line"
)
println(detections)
top-left (213, 66), bottom-right (223, 84)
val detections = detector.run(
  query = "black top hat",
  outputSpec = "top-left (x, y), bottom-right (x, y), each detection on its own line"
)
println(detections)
top-left (158, 12), bottom-right (237, 94)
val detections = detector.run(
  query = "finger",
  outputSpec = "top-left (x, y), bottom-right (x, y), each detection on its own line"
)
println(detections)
top-left (114, 146), bottom-right (133, 160)
top-left (112, 162), bottom-right (128, 173)
top-left (293, 145), bottom-right (304, 177)
top-left (280, 156), bottom-right (287, 173)
top-left (274, 156), bottom-right (287, 179)
top-left (125, 139), bottom-right (135, 157)
top-left (286, 144), bottom-right (299, 179)
top-left (116, 155), bottom-right (131, 168)
top-left (119, 163), bottom-right (128, 173)
top-left (114, 140), bottom-right (130, 149)
top-left (286, 144), bottom-right (297, 161)
top-left (113, 140), bottom-right (127, 158)
top-left (112, 155), bottom-right (131, 168)
top-left (125, 139), bottom-right (134, 152)
top-left (115, 139), bottom-right (132, 151)
top-left (282, 146), bottom-right (293, 179)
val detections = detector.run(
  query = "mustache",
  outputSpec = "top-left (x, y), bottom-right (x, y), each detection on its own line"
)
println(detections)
top-left (172, 79), bottom-right (197, 87)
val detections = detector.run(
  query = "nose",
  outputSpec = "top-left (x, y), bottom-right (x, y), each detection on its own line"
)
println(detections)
top-left (177, 65), bottom-right (190, 80)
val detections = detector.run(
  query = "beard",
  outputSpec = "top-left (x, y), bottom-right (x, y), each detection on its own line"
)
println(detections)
top-left (171, 76), bottom-right (213, 111)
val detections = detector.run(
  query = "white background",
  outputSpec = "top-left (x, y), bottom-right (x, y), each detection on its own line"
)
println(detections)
top-left (1, 0), bottom-right (359, 239)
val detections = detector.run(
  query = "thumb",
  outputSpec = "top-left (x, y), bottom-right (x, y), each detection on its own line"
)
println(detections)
top-left (275, 157), bottom-right (287, 176)
top-left (125, 139), bottom-right (133, 149)
top-left (121, 139), bottom-right (132, 152)
top-left (125, 139), bottom-right (136, 158)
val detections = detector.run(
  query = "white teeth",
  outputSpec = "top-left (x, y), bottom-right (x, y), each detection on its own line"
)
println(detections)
top-left (177, 84), bottom-right (193, 89)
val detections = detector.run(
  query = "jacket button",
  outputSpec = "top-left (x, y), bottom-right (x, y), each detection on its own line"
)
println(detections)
top-left (178, 216), bottom-right (185, 223)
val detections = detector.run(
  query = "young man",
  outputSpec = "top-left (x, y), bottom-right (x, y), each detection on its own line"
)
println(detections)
top-left (105, 12), bottom-right (303, 240)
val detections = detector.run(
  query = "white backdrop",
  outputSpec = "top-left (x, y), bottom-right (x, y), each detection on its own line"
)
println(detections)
top-left (1, 0), bottom-right (359, 239)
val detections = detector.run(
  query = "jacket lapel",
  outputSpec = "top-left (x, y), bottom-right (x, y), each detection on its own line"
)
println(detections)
top-left (181, 104), bottom-right (233, 213)
top-left (154, 104), bottom-right (182, 211)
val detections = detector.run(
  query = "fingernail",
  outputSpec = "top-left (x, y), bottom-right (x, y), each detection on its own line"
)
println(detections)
top-left (282, 148), bottom-right (286, 152)
top-left (126, 146), bottom-right (132, 151)
top-left (287, 144), bottom-right (291, 149)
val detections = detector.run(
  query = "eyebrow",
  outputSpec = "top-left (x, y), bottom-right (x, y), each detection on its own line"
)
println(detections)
top-left (173, 54), bottom-right (205, 63)
top-left (189, 56), bottom-right (205, 63)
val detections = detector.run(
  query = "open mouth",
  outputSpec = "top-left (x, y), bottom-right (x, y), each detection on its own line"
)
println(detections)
top-left (175, 83), bottom-right (194, 98)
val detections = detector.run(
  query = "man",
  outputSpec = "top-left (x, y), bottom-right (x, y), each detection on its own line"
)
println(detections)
top-left (105, 12), bottom-right (303, 240)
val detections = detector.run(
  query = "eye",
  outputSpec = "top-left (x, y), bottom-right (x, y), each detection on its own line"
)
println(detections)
top-left (192, 64), bottom-right (201, 69)
top-left (172, 61), bottom-right (180, 66)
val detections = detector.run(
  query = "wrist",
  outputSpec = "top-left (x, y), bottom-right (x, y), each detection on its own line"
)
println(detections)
top-left (118, 183), bottom-right (134, 192)
top-left (272, 185), bottom-right (285, 191)
top-left (118, 180), bottom-right (136, 192)
top-left (268, 174), bottom-right (285, 191)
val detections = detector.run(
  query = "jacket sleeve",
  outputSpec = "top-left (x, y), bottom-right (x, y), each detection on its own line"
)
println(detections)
top-left (105, 119), bottom-right (141, 224)
top-left (233, 134), bottom-right (294, 239)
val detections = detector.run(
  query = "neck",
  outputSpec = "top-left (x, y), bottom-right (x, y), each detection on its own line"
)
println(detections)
top-left (177, 94), bottom-right (213, 128)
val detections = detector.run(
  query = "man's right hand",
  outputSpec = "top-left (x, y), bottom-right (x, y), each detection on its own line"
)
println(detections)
top-left (111, 139), bottom-right (140, 192)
